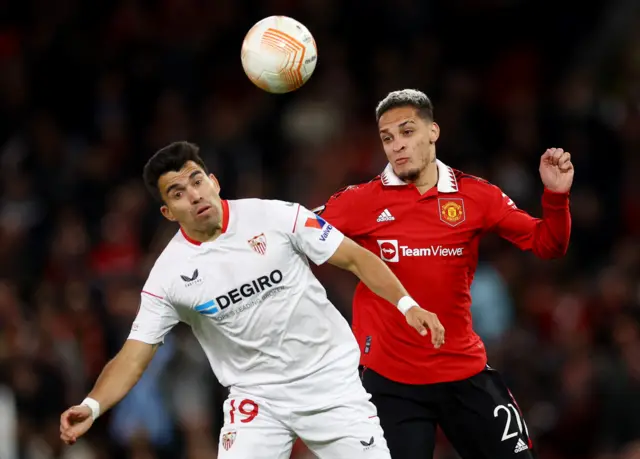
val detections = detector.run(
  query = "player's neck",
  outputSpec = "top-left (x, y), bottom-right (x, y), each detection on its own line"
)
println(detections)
top-left (411, 160), bottom-right (438, 195)
top-left (182, 225), bottom-right (222, 244)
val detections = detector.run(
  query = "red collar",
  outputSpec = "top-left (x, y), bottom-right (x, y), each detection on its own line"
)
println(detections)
top-left (180, 200), bottom-right (229, 246)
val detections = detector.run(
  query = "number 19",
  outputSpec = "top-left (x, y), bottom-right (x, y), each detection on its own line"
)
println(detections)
top-left (229, 399), bottom-right (259, 424)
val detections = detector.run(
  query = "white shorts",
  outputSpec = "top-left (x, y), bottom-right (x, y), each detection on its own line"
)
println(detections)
top-left (217, 390), bottom-right (390, 458)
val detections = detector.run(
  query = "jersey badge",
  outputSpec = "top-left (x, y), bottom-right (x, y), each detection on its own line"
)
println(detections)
top-left (439, 198), bottom-right (466, 227)
top-left (222, 430), bottom-right (236, 450)
top-left (305, 215), bottom-right (333, 241)
top-left (304, 215), bottom-right (327, 229)
top-left (248, 233), bottom-right (267, 255)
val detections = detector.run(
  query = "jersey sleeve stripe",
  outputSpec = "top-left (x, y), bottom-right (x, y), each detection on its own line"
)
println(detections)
top-left (141, 290), bottom-right (164, 300)
top-left (292, 203), bottom-right (301, 233)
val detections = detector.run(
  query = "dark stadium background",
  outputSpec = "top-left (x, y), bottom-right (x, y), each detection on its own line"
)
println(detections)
top-left (0, 0), bottom-right (639, 458)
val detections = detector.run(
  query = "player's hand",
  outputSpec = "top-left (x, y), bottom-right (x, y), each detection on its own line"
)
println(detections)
top-left (406, 307), bottom-right (445, 348)
top-left (60, 405), bottom-right (94, 445)
top-left (539, 148), bottom-right (574, 193)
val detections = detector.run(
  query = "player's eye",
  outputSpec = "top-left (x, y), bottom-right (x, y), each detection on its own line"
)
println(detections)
top-left (173, 192), bottom-right (182, 199)
top-left (403, 129), bottom-right (413, 136)
top-left (194, 179), bottom-right (202, 186)
top-left (381, 136), bottom-right (392, 143)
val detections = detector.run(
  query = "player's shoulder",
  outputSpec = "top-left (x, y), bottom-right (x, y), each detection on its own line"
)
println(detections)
top-left (231, 198), bottom-right (299, 218)
top-left (331, 177), bottom-right (381, 200)
top-left (314, 177), bottom-right (381, 215)
top-left (454, 169), bottom-right (502, 196)
top-left (143, 233), bottom-right (188, 293)
top-left (231, 198), bottom-right (302, 231)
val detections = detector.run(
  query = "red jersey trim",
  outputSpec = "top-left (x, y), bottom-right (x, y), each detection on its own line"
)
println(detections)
top-left (292, 204), bottom-right (301, 233)
top-left (220, 199), bottom-right (230, 233)
top-left (180, 199), bottom-right (230, 246)
top-left (180, 227), bottom-right (202, 245)
top-left (141, 290), bottom-right (164, 300)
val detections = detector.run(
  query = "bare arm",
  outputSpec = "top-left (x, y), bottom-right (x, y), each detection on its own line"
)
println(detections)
top-left (328, 237), bottom-right (408, 306)
top-left (60, 339), bottom-right (159, 445)
top-left (87, 339), bottom-right (159, 412)
top-left (327, 237), bottom-right (445, 347)
top-left (487, 149), bottom-right (572, 259)
top-left (283, 202), bottom-right (444, 345)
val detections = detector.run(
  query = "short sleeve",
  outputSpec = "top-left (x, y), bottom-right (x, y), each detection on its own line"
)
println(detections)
top-left (313, 185), bottom-right (362, 237)
top-left (128, 282), bottom-right (180, 345)
top-left (290, 204), bottom-right (345, 265)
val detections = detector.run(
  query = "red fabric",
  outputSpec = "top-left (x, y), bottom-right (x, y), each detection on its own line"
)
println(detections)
top-left (180, 199), bottom-right (229, 245)
top-left (318, 171), bottom-right (571, 384)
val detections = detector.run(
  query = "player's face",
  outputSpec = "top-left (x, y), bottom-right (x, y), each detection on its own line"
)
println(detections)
top-left (378, 106), bottom-right (440, 182)
top-left (158, 161), bottom-right (223, 233)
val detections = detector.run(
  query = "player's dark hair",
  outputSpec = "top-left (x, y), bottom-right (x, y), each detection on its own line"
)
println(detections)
top-left (375, 89), bottom-right (434, 123)
top-left (143, 141), bottom-right (209, 202)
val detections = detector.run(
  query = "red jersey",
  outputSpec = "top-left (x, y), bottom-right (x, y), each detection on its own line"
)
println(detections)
top-left (315, 160), bottom-right (571, 384)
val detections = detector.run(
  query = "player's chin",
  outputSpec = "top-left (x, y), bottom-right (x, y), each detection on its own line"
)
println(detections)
top-left (196, 213), bottom-right (220, 229)
top-left (196, 215), bottom-right (217, 230)
top-left (396, 166), bottom-right (421, 182)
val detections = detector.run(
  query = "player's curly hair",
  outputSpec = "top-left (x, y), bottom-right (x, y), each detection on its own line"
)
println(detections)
top-left (375, 89), bottom-right (434, 123)
top-left (143, 141), bottom-right (209, 202)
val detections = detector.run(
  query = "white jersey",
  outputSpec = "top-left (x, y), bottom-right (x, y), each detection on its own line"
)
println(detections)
top-left (129, 199), bottom-right (361, 407)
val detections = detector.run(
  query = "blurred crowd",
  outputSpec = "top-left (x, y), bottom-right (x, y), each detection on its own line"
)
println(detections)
top-left (1, 0), bottom-right (640, 458)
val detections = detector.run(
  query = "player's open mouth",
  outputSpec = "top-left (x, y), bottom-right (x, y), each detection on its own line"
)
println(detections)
top-left (196, 206), bottom-right (212, 216)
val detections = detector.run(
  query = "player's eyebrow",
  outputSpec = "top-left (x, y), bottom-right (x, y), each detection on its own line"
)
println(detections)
top-left (379, 120), bottom-right (414, 134)
top-left (165, 171), bottom-right (202, 195)
top-left (165, 182), bottom-right (184, 195)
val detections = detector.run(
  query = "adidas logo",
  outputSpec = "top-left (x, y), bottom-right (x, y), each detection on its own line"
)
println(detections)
top-left (376, 209), bottom-right (395, 223)
top-left (514, 438), bottom-right (529, 453)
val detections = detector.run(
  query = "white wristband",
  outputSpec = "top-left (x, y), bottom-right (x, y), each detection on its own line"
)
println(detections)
top-left (397, 296), bottom-right (419, 315)
top-left (81, 397), bottom-right (100, 421)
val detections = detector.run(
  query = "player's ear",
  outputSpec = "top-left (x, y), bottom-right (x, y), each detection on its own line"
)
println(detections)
top-left (209, 174), bottom-right (221, 194)
top-left (429, 122), bottom-right (440, 144)
top-left (160, 205), bottom-right (176, 222)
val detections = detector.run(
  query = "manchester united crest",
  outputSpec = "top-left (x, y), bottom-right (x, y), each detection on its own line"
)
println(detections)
top-left (248, 233), bottom-right (267, 255)
top-left (439, 198), bottom-right (466, 227)
top-left (221, 431), bottom-right (236, 451)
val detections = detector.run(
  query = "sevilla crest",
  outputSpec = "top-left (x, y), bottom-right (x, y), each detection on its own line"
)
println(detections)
top-left (248, 233), bottom-right (267, 255)
top-left (221, 431), bottom-right (236, 450)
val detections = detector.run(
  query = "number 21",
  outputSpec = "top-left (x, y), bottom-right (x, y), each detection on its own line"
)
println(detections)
top-left (494, 404), bottom-right (529, 441)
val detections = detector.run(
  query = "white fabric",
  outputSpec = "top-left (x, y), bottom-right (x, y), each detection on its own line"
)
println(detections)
top-left (397, 296), bottom-right (419, 315)
top-left (80, 397), bottom-right (100, 420)
top-left (129, 199), bottom-right (361, 407)
top-left (217, 371), bottom-right (390, 458)
top-left (380, 159), bottom-right (458, 192)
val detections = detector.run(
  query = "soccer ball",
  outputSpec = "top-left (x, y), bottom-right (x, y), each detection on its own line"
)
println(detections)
top-left (241, 16), bottom-right (318, 94)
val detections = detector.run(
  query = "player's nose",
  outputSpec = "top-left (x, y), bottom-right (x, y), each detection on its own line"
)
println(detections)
top-left (188, 188), bottom-right (203, 204)
top-left (392, 139), bottom-right (406, 152)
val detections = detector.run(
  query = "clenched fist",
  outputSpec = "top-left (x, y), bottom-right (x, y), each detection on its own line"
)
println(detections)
top-left (539, 148), bottom-right (574, 193)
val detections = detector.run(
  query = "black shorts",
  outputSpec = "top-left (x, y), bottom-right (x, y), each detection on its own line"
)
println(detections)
top-left (362, 366), bottom-right (535, 459)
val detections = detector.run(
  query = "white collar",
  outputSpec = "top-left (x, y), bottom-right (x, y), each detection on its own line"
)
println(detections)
top-left (380, 159), bottom-right (458, 193)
